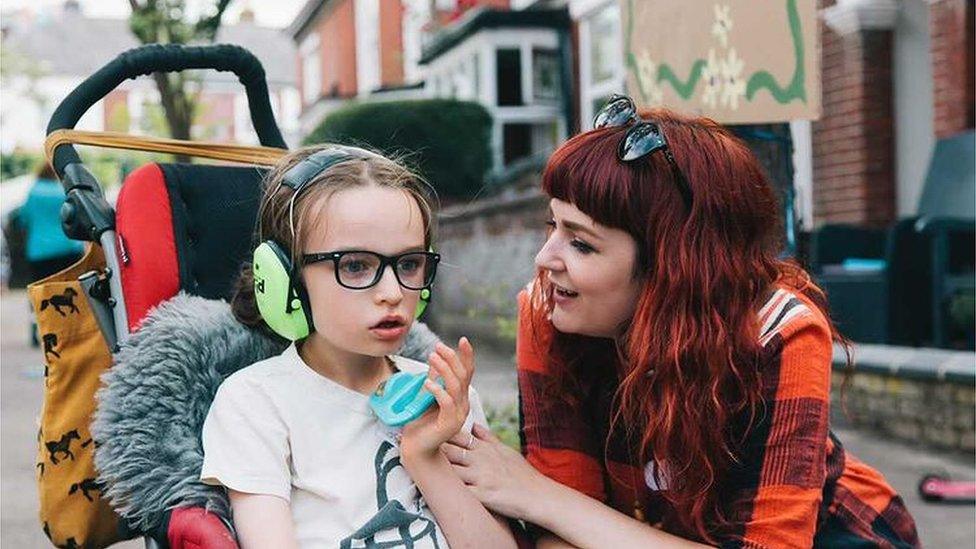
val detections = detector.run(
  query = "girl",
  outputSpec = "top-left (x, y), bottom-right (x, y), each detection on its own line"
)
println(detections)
top-left (443, 97), bottom-right (920, 548)
top-left (201, 145), bottom-right (516, 548)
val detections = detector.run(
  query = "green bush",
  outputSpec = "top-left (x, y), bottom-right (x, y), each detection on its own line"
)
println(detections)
top-left (303, 99), bottom-right (492, 199)
top-left (1, 151), bottom-right (43, 181)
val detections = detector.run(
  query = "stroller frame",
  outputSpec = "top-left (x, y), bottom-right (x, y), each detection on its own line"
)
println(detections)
top-left (45, 43), bottom-right (288, 351)
top-left (43, 43), bottom-right (290, 547)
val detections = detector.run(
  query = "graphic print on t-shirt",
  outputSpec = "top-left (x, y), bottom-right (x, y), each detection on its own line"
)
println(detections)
top-left (340, 440), bottom-right (441, 548)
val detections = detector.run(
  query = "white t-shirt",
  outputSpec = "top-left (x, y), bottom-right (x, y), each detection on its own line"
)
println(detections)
top-left (200, 344), bottom-right (488, 548)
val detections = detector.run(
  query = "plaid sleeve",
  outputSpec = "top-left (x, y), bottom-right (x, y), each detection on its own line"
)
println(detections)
top-left (516, 290), bottom-right (607, 503)
top-left (723, 307), bottom-right (832, 549)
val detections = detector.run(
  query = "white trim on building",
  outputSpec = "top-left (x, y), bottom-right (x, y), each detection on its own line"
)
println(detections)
top-left (893, 0), bottom-right (935, 216)
top-left (355, 0), bottom-right (382, 97)
top-left (402, 0), bottom-right (431, 83)
top-left (300, 32), bottom-right (322, 106)
top-left (790, 120), bottom-right (814, 230)
top-left (574, 0), bottom-right (625, 130)
top-left (422, 27), bottom-right (567, 173)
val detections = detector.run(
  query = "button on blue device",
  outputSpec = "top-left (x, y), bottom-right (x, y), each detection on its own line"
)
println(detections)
top-left (369, 371), bottom-right (442, 427)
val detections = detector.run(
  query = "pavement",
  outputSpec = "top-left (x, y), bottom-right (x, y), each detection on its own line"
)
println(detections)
top-left (2, 289), bottom-right (973, 547)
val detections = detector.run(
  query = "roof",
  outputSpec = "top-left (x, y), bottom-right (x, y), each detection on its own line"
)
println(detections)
top-left (2, 11), bottom-right (296, 86)
top-left (286, 0), bottom-right (326, 39)
top-left (419, 7), bottom-right (571, 65)
top-left (214, 24), bottom-right (296, 85)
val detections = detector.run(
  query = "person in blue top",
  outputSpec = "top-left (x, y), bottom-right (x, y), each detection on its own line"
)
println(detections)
top-left (19, 162), bottom-right (83, 347)
top-left (19, 162), bottom-right (83, 281)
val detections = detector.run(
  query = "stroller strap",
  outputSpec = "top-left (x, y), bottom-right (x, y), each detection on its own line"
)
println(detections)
top-left (46, 129), bottom-right (288, 167)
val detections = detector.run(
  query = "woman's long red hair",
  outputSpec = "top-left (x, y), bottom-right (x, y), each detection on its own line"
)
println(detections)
top-left (531, 109), bottom-right (844, 542)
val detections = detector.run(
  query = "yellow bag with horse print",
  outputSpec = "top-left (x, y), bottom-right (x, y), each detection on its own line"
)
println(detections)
top-left (28, 243), bottom-right (129, 548)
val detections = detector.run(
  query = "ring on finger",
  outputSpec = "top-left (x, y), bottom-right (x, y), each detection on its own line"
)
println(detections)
top-left (461, 448), bottom-right (468, 461)
top-left (467, 433), bottom-right (475, 448)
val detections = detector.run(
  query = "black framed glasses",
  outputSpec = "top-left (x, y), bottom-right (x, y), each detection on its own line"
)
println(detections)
top-left (302, 250), bottom-right (440, 290)
top-left (592, 94), bottom-right (693, 210)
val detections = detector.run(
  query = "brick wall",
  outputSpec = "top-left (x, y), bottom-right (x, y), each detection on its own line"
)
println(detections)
top-left (813, 0), bottom-right (974, 227)
top-left (428, 183), bottom-right (547, 352)
top-left (194, 91), bottom-right (237, 141)
top-left (813, 20), bottom-right (896, 227)
top-left (379, 0), bottom-right (405, 87)
top-left (103, 90), bottom-right (129, 133)
top-left (833, 369), bottom-right (975, 453)
top-left (929, 0), bottom-right (975, 138)
top-left (831, 343), bottom-right (976, 453)
top-left (319, 0), bottom-right (358, 98)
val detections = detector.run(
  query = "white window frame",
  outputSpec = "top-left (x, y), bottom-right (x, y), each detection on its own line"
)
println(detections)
top-left (576, 0), bottom-right (625, 130)
top-left (790, 120), bottom-right (814, 230)
top-left (300, 33), bottom-right (321, 106)
top-left (422, 28), bottom-right (567, 172)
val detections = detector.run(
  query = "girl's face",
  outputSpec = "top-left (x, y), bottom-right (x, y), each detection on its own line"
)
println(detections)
top-left (301, 185), bottom-right (426, 358)
top-left (535, 198), bottom-right (643, 338)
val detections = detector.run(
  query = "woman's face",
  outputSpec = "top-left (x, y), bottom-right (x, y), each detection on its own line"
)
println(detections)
top-left (301, 185), bottom-right (425, 358)
top-left (535, 198), bottom-right (644, 338)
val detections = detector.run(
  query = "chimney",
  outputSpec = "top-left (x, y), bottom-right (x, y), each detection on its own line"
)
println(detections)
top-left (62, 0), bottom-right (82, 15)
top-left (238, 5), bottom-right (256, 24)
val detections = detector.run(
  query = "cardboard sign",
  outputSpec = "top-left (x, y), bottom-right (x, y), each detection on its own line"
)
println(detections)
top-left (621, 0), bottom-right (820, 123)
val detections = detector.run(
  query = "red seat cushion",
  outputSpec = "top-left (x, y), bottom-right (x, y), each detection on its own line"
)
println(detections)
top-left (115, 163), bottom-right (181, 332)
top-left (167, 507), bottom-right (238, 549)
top-left (114, 163), bottom-right (266, 332)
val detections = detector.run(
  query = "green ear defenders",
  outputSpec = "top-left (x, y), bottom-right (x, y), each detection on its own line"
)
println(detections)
top-left (252, 146), bottom-right (434, 341)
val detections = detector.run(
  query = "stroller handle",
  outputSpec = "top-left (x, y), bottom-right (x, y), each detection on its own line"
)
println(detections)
top-left (46, 43), bottom-right (287, 179)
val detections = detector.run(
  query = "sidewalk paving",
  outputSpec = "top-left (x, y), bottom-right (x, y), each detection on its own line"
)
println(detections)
top-left (2, 289), bottom-right (972, 547)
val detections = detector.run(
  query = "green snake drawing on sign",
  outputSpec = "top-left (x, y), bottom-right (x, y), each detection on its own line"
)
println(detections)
top-left (625, 0), bottom-right (807, 109)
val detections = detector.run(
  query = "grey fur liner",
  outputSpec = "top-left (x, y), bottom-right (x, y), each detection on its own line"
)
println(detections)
top-left (91, 292), bottom-right (441, 533)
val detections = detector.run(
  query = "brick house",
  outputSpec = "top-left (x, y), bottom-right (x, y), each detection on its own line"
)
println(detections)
top-left (288, 0), bottom-right (418, 137)
top-left (1, 3), bottom-right (301, 152)
top-left (418, 8), bottom-right (572, 173)
top-left (817, 0), bottom-right (974, 227)
top-left (562, 0), bottom-right (973, 229)
top-left (414, 0), bottom-right (972, 348)
top-left (288, 0), bottom-right (973, 227)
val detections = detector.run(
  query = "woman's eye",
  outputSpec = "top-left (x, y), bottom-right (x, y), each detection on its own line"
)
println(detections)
top-left (545, 219), bottom-right (557, 236)
top-left (571, 239), bottom-right (595, 254)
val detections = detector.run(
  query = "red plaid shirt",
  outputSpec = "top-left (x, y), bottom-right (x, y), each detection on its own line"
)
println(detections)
top-left (516, 284), bottom-right (920, 548)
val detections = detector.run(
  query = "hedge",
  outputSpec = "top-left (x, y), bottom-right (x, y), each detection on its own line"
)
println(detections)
top-left (303, 99), bottom-right (492, 199)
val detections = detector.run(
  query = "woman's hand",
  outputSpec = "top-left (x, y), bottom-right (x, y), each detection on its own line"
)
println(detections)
top-left (442, 423), bottom-right (549, 520)
top-left (400, 338), bottom-right (474, 463)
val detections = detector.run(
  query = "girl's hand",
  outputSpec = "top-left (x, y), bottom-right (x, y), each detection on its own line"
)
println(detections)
top-left (441, 423), bottom-right (549, 520)
top-left (400, 338), bottom-right (475, 463)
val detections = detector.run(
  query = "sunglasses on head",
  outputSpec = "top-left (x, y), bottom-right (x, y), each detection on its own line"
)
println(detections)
top-left (592, 94), bottom-right (693, 211)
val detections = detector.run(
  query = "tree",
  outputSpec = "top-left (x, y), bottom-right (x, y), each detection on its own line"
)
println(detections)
top-left (127, 0), bottom-right (233, 145)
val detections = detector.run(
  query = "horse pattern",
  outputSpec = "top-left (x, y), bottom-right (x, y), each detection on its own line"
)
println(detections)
top-left (42, 333), bottom-right (61, 360)
top-left (69, 477), bottom-right (101, 502)
top-left (39, 287), bottom-right (80, 317)
top-left (34, 279), bottom-right (120, 548)
top-left (45, 429), bottom-right (80, 464)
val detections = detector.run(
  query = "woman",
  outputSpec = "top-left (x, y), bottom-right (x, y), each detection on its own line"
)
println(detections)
top-left (443, 96), bottom-right (920, 548)
top-left (20, 162), bottom-right (83, 346)
top-left (20, 162), bottom-right (84, 281)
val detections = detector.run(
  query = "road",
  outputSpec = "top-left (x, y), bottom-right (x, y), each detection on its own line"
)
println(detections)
top-left (2, 289), bottom-right (973, 547)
